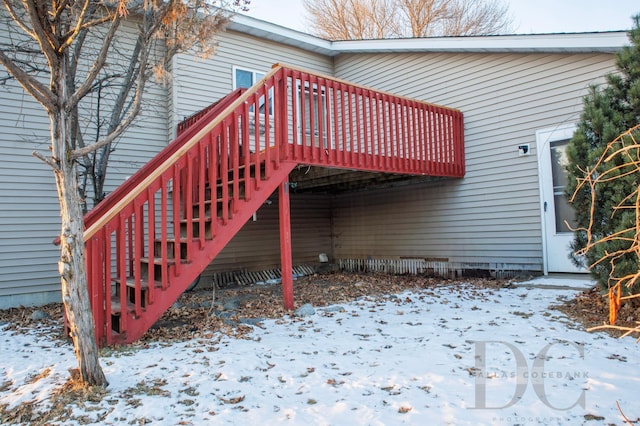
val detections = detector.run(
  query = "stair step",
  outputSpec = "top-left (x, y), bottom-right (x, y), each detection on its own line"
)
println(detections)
top-left (155, 240), bottom-right (189, 260)
top-left (197, 179), bottom-right (247, 203)
top-left (113, 277), bottom-right (162, 289)
top-left (188, 198), bottom-right (233, 219)
top-left (181, 221), bottom-right (213, 239)
top-left (97, 155), bottom-right (289, 346)
top-left (140, 257), bottom-right (183, 265)
top-left (215, 176), bottom-right (249, 187)
top-left (139, 257), bottom-right (186, 283)
top-left (181, 209), bottom-right (233, 239)
top-left (110, 300), bottom-right (135, 335)
top-left (110, 299), bottom-right (135, 315)
top-left (215, 182), bottom-right (246, 197)
top-left (181, 215), bottom-right (213, 223)
top-left (113, 276), bottom-right (163, 309)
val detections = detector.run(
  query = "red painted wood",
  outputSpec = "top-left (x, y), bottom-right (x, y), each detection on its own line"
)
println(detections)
top-left (241, 103), bottom-right (251, 202)
top-left (146, 189), bottom-right (156, 305)
top-left (331, 84), bottom-right (339, 165)
top-left (279, 178), bottom-right (294, 310)
top-left (291, 72), bottom-right (300, 161)
top-left (103, 227), bottom-right (113, 344)
top-left (160, 176), bottom-right (169, 290)
top-left (172, 163), bottom-right (181, 278)
top-left (197, 142), bottom-right (206, 249)
top-left (83, 89), bottom-right (246, 235)
top-left (340, 84), bottom-right (348, 166)
top-left (210, 129), bottom-right (219, 236)
top-left (134, 200), bottom-right (142, 317)
top-left (81, 65), bottom-right (464, 346)
top-left (117, 214), bottom-right (127, 337)
top-left (231, 113), bottom-right (240, 214)
top-left (88, 235), bottom-right (103, 345)
top-left (262, 85), bottom-right (272, 176)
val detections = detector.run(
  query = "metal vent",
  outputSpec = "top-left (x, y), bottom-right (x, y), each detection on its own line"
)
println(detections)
top-left (338, 258), bottom-right (529, 279)
top-left (210, 264), bottom-right (317, 287)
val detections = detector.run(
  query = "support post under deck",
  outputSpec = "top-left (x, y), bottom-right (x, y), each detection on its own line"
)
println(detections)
top-left (279, 178), bottom-right (294, 310)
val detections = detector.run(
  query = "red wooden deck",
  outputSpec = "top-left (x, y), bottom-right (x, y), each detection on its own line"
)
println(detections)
top-left (82, 64), bottom-right (465, 346)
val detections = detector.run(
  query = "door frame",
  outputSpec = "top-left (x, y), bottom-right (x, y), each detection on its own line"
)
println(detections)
top-left (536, 123), bottom-right (580, 275)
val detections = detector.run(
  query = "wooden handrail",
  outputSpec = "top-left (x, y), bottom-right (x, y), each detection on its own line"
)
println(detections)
top-left (83, 67), bottom-right (282, 241)
top-left (85, 63), bottom-right (464, 240)
top-left (82, 62), bottom-right (464, 346)
top-left (271, 62), bottom-right (462, 113)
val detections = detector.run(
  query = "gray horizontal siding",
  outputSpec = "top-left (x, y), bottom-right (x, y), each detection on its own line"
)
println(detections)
top-left (174, 30), bottom-right (335, 278)
top-left (0, 75), bottom-right (61, 303)
top-left (0, 18), bottom-right (621, 307)
top-left (332, 52), bottom-right (617, 270)
top-left (0, 19), bottom-right (171, 307)
top-left (172, 29), bottom-right (334, 129)
top-left (203, 193), bottom-right (332, 276)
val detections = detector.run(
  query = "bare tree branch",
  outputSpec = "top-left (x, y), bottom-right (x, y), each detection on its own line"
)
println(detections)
top-left (444, 0), bottom-right (512, 36)
top-left (68, 13), bottom-right (122, 110)
top-left (32, 149), bottom-right (60, 170)
top-left (22, 0), bottom-right (60, 66)
top-left (2, 0), bottom-right (36, 39)
top-left (0, 0), bottom-right (250, 387)
top-left (397, 0), bottom-right (450, 37)
top-left (0, 47), bottom-right (55, 110)
top-left (57, 0), bottom-right (92, 51)
top-left (71, 32), bottom-right (148, 159)
top-left (304, 0), bottom-right (513, 39)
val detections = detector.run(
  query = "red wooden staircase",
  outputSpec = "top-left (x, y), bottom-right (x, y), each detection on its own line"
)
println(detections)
top-left (82, 64), bottom-right (465, 346)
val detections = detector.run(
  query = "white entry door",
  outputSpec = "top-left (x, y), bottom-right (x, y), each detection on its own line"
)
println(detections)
top-left (537, 125), bottom-right (584, 273)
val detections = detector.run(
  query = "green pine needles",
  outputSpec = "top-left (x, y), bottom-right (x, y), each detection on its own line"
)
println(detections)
top-left (566, 14), bottom-right (640, 294)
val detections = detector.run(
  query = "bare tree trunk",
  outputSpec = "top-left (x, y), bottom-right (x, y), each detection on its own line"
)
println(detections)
top-left (51, 62), bottom-right (108, 388)
top-left (1, 0), bottom-right (240, 390)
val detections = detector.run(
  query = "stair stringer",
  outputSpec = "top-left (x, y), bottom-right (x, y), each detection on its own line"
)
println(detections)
top-left (112, 161), bottom-right (298, 345)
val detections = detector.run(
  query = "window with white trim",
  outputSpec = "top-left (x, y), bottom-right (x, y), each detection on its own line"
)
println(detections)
top-left (232, 66), bottom-right (272, 115)
top-left (297, 81), bottom-right (327, 147)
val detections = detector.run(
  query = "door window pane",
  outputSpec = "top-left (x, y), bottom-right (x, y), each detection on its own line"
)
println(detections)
top-left (550, 140), bottom-right (577, 233)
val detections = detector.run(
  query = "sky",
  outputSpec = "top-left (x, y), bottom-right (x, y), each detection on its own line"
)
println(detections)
top-left (244, 0), bottom-right (639, 35)
top-left (2, 276), bottom-right (640, 424)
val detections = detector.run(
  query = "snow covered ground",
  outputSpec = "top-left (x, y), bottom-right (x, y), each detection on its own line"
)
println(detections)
top-left (1, 277), bottom-right (639, 425)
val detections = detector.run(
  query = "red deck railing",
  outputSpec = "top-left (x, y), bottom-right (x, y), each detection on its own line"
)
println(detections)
top-left (274, 65), bottom-right (464, 177)
top-left (83, 63), bottom-right (464, 346)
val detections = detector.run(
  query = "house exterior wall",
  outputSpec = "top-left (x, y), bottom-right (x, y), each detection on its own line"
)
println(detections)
top-left (202, 193), bottom-right (333, 280)
top-left (171, 30), bottom-right (336, 283)
top-left (330, 52), bottom-right (617, 274)
top-left (0, 15), bottom-right (624, 308)
top-left (0, 25), bottom-right (335, 308)
top-left (0, 82), bottom-right (60, 307)
top-left (0, 21), bottom-right (171, 309)
top-left (171, 29), bottom-right (334, 130)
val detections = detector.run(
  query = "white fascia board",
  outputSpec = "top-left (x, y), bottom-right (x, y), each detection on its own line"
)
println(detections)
top-left (229, 14), bottom-right (629, 56)
top-left (332, 32), bottom-right (629, 53)
top-left (228, 14), bottom-right (334, 56)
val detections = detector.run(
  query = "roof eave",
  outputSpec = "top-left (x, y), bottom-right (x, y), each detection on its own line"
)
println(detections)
top-left (229, 14), bottom-right (629, 56)
top-left (228, 14), bottom-right (334, 56)
top-left (332, 32), bottom-right (628, 54)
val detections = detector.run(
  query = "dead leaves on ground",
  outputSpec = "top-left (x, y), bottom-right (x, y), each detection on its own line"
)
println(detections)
top-left (554, 286), bottom-right (640, 338)
top-left (0, 272), bottom-right (506, 346)
top-left (134, 273), bottom-right (502, 344)
top-left (219, 394), bottom-right (245, 404)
